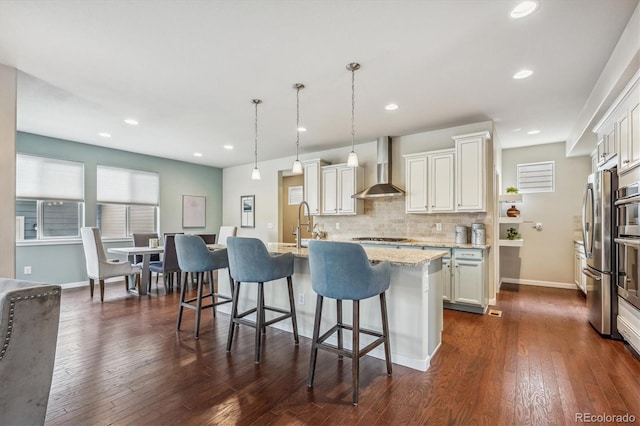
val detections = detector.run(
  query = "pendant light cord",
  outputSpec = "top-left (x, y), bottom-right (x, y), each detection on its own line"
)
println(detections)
top-left (296, 86), bottom-right (300, 159)
top-left (254, 101), bottom-right (258, 168)
top-left (351, 68), bottom-right (355, 151)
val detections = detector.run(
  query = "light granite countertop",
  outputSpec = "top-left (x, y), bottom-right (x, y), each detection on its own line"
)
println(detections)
top-left (267, 242), bottom-right (448, 267)
top-left (302, 237), bottom-right (491, 250)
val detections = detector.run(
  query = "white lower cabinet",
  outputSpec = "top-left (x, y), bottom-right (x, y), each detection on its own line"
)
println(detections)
top-left (424, 246), bottom-right (486, 314)
top-left (442, 256), bottom-right (451, 302)
top-left (618, 297), bottom-right (640, 355)
top-left (452, 249), bottom-right (484, 306)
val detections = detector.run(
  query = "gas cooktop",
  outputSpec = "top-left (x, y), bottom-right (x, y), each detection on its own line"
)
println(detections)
top-left (352, 237), bottom-right (409, 242)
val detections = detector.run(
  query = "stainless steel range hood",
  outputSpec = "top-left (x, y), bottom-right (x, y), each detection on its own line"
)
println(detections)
top-left (352, 136), bottom-right (405, 199)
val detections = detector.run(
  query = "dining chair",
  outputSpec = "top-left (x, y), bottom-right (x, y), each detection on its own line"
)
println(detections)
top-left (217, 226), bottom-right (237, 244)
top-left (226, 237), bottom-right (299, 363)
top-left (148, 233), bottom-right (182, 294)
top-left (174, 234), bottom-right (233, 339)
top-left (306, 240), bottom-right (392, 406)
top-left (80, 227), bottom-right (141, 302)
top-left (197, 233), bottom-right (217, 244)
top-left (133, 232), bottom-right (161, 284)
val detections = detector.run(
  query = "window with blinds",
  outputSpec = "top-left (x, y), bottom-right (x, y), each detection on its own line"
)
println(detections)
top-left (96, 166), bottom-right (159, 238)
top-left (16, 154), bottom-right (85, 240)
top-left (517, 161), bottom-right (555, 193)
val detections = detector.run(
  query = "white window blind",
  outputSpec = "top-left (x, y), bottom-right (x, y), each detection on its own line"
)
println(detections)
top-left (517, 161), bottom-right (554, 193)
top-left (97, 165), bottom-right (159, 206)
top-left (16, 154), bottom-right (84, 201)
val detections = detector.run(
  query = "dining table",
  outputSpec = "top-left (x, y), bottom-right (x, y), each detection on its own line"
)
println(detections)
top-left (107, 243), bottom-right (225, 296)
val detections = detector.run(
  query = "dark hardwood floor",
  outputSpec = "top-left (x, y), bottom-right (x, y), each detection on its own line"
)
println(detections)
top-left (45, 282), bottom-right (640, 425)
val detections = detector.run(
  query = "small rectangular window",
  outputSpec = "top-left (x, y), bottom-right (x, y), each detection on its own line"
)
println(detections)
top-left (16, 154), bottom-right (85, 241)
top-left (96, 166), bottom-right (159, 238)
top-left (517, 161), bottom-right (554, 193)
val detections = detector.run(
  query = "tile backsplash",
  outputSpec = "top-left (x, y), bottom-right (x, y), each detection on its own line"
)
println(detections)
top-left (313, 197), bottom-right (492, 243)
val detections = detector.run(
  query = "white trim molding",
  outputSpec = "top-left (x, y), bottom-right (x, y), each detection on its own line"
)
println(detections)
top-left (501, 277), bottom-right (578, 290)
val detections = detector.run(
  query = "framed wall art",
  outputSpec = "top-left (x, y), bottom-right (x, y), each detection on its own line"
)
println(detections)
top-left (241, 195), bottom-right (255, 228)
top-left (182, 195), bottom-right (206, 228)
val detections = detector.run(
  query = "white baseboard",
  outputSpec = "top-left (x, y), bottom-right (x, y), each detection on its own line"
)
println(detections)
top-left (60, 277), bottom-right (123, 289)
top-left (489, 297), bottom-right (496, 306)
top-left (501, 277), bottom-right (578, 290)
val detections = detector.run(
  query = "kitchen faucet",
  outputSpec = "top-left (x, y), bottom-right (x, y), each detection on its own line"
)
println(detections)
top-left (296, 201), bottom-right (311, 249)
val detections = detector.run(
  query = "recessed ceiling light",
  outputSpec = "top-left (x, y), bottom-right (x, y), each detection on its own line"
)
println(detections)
top-left (124, 118), bottom-right (139, 126)
top-left (385, 103), bottom-right (399, 111)
top-left (510, 1), bottom-right (538, 19)
top-left (297, 126), bottom-right (307, 132)
top-left (513, 69), bottom-right (534, 79)
top-left (513, 128), bottom-right (522, 132)
top-left (528, 130), bottom-right (541, 135)
top-left (193, 152), bottom-right (203, 157)
top-left (98, 132), bottom-right (111, 138)
top-left (223, 145), bottom-right (234, 150)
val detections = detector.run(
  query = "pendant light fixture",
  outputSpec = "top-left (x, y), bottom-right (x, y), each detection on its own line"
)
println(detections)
top-left (346, 62), bottom-right (360, 167)
top-left (251, 99), bottom-right (262, 180)
top-left (291, 83), bottom-right (305, 175)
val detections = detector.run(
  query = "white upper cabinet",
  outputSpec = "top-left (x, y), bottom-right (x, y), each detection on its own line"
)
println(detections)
top-left (430, 150), bottom-right (455, 212)
top-left (303, 159), bottom-right (327, 215)
top-left (321, 164), bottom-right (363, 215)
top-left (618, 85), bottom-right (640, 173)
top-left (594, 72), bottom-right (640, 175)
top-left (321, 166), bottom-right (338, 215)
top-left (405, 155), bottom-right (428, 213)
top-left (454, 131), bottom-right (489, 212)
top-left (404, 149), bottom-right (455, 214)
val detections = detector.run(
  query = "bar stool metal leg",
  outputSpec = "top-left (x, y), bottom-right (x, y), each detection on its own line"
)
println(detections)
top-left (176, 276), bottom-right (188, 330)
top-left (226, 280), bottom-right (241, 351)
top-left (287, 276), bottom-right (300, 344)
top-left (381, 292), bottom-right (392, 375)
top-left (337, 299), bottom-right (343, 359)
top-left (255, 282), bottom-right (265, 363)
top-left (260, 283), bottom-right (266, 335)
top-left (307, 294), bottom-right (324, 387)
top-left (209, 271), bottom-right (216, 318)
top-left (194, 272), bottom-right (205, 339)
top-left (352, 300), bottom-right (360, 406)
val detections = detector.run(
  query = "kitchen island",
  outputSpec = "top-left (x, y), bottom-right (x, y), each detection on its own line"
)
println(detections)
top-left (217, 243), bottom-right (447, 372)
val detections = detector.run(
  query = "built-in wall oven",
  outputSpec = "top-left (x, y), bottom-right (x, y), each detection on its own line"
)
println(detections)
top-left (614, 181), bottom-right (640, 311)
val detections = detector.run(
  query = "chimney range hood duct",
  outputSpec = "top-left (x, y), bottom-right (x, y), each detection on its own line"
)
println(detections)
top-left (352, 136), bottom-right (405, 199)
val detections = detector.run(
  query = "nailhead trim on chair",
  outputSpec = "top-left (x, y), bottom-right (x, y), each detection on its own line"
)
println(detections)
top-left (0, 290), bottom-right (60, 362)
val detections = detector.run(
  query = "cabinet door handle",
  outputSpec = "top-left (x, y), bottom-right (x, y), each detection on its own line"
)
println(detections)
top-left (624, 160), bottom-right (630, 164)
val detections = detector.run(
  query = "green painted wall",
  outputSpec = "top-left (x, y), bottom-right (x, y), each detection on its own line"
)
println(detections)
top-left (15, 132), bottom-right (223, 285)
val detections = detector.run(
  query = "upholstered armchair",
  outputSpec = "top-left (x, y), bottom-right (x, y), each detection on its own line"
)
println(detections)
top-left (0, 279), bottom-right (62, 425)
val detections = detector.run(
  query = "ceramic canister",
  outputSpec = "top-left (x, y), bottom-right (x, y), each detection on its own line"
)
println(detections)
top-left (474, 228), bottom-right (486, 245)
top-left (471, 223), bottom-right (484, 245)
top-left (455, 225), bottom-right (468, 244)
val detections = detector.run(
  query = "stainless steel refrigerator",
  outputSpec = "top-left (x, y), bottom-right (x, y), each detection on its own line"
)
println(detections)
top-left (582, 169), bottom-right (616, 336)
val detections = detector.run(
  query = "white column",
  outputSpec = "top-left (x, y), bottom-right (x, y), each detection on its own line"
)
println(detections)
top-left (0, 64), bottom-right (17, 278)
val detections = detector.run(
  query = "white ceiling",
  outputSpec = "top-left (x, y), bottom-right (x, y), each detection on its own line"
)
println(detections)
top-left (0, 0), bottom-right (638, 168)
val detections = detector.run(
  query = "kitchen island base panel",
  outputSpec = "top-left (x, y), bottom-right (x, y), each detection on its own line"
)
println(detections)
top-left (216, 256), bottom-right (443, 372)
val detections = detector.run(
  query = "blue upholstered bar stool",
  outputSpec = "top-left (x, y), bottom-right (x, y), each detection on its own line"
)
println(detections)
top-left (226, 237), bottom-right (299, 364)
top-left (307, 240), bottom-right (392, 406)
top-left (174, 234), bottom-right (233, 339)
